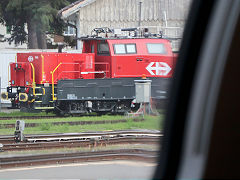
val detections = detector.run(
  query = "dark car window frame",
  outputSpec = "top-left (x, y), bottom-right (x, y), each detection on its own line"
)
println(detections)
top-left (97, 42), bottom-right (110, 56)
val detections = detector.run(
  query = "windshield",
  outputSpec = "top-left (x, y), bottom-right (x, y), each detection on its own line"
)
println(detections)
top-left (147, 43), bottom-right (167, 54)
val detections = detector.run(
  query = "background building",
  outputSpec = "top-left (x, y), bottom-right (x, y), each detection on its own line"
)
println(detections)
top-left (58, 0), bottom-right (191, 50)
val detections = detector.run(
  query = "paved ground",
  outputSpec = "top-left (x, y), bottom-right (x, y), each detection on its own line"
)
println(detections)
top-left (0, 161), bottom-right (157, 179)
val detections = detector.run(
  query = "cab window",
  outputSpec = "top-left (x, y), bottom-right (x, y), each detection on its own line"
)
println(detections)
top-left (97, 42), bottom-right (110, 55)
top-left (126, 44), bottom-right (136, 53)
top-left (147, 43), bottom-right (167, 54)
top-left (114, 44), bottom-right (137, 54)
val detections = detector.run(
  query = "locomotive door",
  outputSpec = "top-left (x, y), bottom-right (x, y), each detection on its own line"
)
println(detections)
top-left (113, 55), bottom-right (139, 77)
top-left (95, 41), bottom-right (111, 78)
top-left (136, 56), bottom-right (149, 77)
top-left (10, 63), bottom-right (32, 87)
top-left (112, 43), bottom-right (138, 78)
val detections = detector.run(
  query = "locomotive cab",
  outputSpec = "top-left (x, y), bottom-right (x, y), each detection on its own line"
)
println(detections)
top-left (82, 38), bottom-right (175, 79)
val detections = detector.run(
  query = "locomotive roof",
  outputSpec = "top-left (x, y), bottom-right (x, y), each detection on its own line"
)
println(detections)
top-left (78, 36), bottom-right (177, 41)
top-left (78, 27), bottom-right (181, 42)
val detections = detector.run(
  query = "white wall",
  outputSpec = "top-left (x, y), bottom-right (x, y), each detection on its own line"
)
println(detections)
top-left (77, 0), bottom-right (190, 34)
top-left (0, 51), bottom-right (16, 89)
top-left (0, 51), bottom-right (16, 104)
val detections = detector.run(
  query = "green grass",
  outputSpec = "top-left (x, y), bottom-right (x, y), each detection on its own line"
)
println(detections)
top-left (0, 115), bottom-right (163, 135)
top-left (0, 115), bottom-right (129, 124)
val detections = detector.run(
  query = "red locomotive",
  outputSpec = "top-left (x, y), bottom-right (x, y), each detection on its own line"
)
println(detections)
top-left (1, 28), bottom-right (177, 115)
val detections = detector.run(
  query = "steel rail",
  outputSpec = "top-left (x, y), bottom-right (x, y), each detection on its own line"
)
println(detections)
top-left (0, 130), bottom-right (162, 144)
top-left (0, 129), bottom-right (161, 139)
top-left (0, 149), bottom-right (159, 169)
top-left (2, 137), bottom-right (161, 151)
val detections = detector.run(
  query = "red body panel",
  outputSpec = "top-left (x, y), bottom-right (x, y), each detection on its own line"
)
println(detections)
top-left (10, 38), bottom-right (176, 87)
top-left (108, 39), bottom-right (174, 78)
top-left (10, 63), bottom-right (32, 87)
top-left (10, 52), bottom-right (95, 86)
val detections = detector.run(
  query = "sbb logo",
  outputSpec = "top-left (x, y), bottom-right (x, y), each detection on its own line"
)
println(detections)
top-left (146, 62), bottom-right (171, 76)
top-left (28, 56), bottom-right (34, 62)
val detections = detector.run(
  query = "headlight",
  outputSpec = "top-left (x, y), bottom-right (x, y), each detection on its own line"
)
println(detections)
top-left (19, 93), bottom-right (28, 102)
top-left (1, 92), bottom-right (8, 100)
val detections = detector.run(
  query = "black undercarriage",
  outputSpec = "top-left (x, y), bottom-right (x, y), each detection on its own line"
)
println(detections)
top-left (5, 77), bottom-right (170, 116)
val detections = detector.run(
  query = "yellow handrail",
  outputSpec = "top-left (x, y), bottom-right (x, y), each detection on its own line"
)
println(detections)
top-left (41, 55), bottom-right (45, 84)
top-left (30, 63), bottom-right (36, 96)
top-left (42, 88), bottom-right (45, 95)
top-left (50, 63), bottom-right (62, 101)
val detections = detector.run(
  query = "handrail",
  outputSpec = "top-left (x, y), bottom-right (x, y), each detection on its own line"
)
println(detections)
top-left (53, 62), bottom-right (110, 82)
top-left (56, 70), bottom-right (107, 82)
top-left (94, 62), bottom-right (110, 78)
top-left (50, 63), bottom-right (62, 101)
top-left (49, 61), bottom-right (110, 100)
top-left (53, 62), bottom-right (83, 83)
top-left (42, 88), bottom-right (45, 95)
top-left (30, 63), bottom-right (36, 96)
top-left (41, 55), bottom-right (45, 84)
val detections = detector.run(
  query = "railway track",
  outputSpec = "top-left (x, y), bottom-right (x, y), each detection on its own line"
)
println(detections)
top-left (0, 129), bottom-right (162, 143)
top-left (0, 149), bottom-right (159, 169)
top-left (0, 130), bottom-right (162, 150)
top-left (0, 130), bottom-right (161, 169)
top-left (2, 136), bottom-right (160, 151)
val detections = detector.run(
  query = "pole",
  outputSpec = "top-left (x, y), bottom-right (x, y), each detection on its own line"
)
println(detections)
top-left (138, 1), bottom-right (142, 28)
top-left (163, 11), bottom-right (168, 27)
top-left (76, 13), bottom-right (82, 50)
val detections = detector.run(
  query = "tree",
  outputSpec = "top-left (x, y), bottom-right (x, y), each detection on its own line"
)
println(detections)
top-left (0, 3), bottom-right (4, 24)
top-left (0, 0), bottom-right (73, 49)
